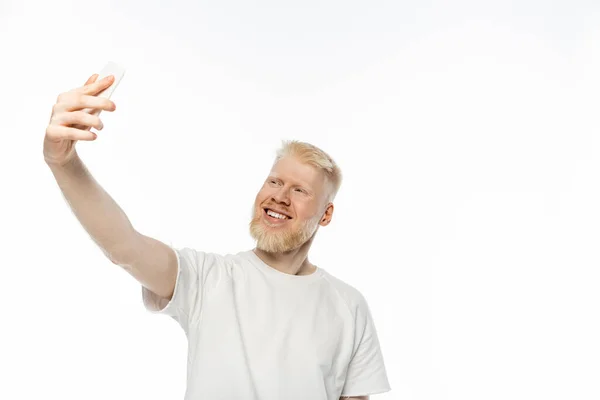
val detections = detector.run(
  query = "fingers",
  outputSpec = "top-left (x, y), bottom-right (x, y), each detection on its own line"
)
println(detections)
top-left (77, 74), bottom-right (115, 96)
top-left (54, 91), bottom-right (116, 113)
top-left (45, 124), bottom-right (98, 142)
top-left (84, 73), bottom-right (99, 86)
top-left (48, 73), bottom-right (117, 140)
top-left (44, 73), bottom-right (114, 144)
top-left (54, 110), bottom-right (104, 131)
top-left (52, 73), bottom-right (116, 114)
top-left (71, 123), bottom-right (91, 132)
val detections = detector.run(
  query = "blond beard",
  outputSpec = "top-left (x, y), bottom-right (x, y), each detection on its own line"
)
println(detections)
top-left (249, 206), bottom-right (321, 253)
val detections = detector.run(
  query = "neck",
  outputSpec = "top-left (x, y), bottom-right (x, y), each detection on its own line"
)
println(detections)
top-left (252, 236), bottom-right (317, 276)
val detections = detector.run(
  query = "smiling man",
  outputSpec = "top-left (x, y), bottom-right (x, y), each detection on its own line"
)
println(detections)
top-left (139, 141), bottom-right (391, 399)
top-left (46, 91), bottom-right (391, 400)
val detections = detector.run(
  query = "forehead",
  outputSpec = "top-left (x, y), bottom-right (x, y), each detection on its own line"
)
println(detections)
top-left (269, 156), bottom-right (324, 187)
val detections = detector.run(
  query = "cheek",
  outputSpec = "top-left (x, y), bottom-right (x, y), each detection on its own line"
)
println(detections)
top-left (254, 192), bottom-right (272, 213)
top-left (294, 208), bottom-right (313, 222)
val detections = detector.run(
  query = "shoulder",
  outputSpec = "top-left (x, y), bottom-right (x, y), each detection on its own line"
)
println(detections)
top-left (175, 247), bottom-right (231, 267)
top-left (320, 270), bottom-right (369, 315)
top-left (173, 247), bottom-right (246, 280)
top-left (176, 247), bottom-right (247, 264)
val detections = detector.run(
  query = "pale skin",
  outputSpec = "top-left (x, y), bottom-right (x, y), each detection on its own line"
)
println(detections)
top-left (250, 155), bottom-right (333, 275)
top-left (44, 75), bottom-right (371, 400)
top-left (44, 74), bottom-right (116, 166)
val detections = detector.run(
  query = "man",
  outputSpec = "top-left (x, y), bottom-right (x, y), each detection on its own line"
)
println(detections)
top-left (44, 73), bottom-right (391, 400)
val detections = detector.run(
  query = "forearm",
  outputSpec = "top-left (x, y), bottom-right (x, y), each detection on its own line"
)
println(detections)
top-left (46, 152), bottom-right (137, 262)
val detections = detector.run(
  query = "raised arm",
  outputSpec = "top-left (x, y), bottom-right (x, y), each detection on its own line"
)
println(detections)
top-left (44, 73), bottom-right (177, 300)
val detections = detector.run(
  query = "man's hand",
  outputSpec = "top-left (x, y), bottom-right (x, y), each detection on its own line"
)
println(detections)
top-left (44, 74), bottom-right (116, 166)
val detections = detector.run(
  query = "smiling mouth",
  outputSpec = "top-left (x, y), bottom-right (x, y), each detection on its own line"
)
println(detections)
top-left (263, 208), bottom-right (292, 222)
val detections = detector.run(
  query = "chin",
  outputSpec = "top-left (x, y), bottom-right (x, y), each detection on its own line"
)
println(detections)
top-left (249, 223), bottom-right (294, 253)
top-left (249, 213), bottom-right (318, 254)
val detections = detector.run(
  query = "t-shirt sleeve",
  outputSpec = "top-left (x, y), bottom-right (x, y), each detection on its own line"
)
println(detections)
top-left (141, 246), bottom-right (223, 331)
top-left (340, 293), bottom-right (391, 397)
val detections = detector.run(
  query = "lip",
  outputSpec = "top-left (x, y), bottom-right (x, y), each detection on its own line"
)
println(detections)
top-left (263, 207), bottom-right (292, 219)
top-left (263, 208), bottom-right (290, 224)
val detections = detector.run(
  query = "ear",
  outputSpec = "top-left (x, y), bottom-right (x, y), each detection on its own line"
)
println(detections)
top-left (319, 202), bottom-right (334, 227)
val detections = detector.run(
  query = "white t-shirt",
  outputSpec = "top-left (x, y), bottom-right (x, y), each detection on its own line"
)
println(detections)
top-left (142, 246), bottom-right (391, 399)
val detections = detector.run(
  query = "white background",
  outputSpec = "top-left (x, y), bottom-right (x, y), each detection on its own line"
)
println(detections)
top-left (1, 0), bottom-right (599, 399)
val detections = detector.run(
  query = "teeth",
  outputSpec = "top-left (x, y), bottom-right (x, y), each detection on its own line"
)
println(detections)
top-left (267, 209), bottom-right (287, 220)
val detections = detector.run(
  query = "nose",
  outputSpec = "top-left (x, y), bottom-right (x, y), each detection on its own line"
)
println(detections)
top-left (272, 187), bottom-right (290, 205)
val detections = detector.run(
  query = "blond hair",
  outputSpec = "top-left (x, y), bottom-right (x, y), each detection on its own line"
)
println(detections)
top-left (274, 140), bottom-right (343, 204)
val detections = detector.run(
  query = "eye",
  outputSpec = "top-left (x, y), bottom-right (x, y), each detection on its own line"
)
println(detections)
top-left (295, 188), bottom-right (306, 194)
